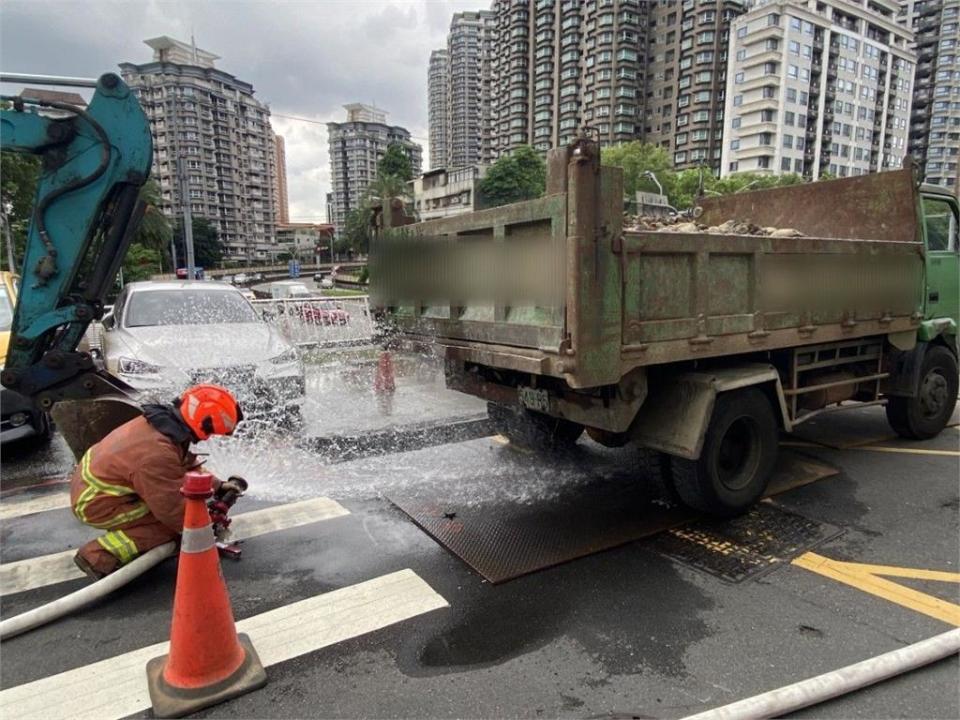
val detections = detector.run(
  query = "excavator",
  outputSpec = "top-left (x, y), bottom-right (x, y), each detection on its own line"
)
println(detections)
top-left (1, 72), bottom-right (154, 457)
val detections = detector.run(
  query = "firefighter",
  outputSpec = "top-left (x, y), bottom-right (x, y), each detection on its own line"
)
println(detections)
top-left (70, 384), bottom-right (246, 579)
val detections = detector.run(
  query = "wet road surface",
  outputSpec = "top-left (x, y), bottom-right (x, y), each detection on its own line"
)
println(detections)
top-left (1, 401), bottom-right (957, 719)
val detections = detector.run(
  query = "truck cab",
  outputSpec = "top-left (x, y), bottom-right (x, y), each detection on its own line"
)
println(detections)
top-left (269, 281), bottom-right (314, 300)
top-left (920, 186), bottom-right (959, 335)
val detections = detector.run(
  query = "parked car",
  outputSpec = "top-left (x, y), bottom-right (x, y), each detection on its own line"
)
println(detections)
top-left (175, 267), bottom-right (205, 280)
top-left (232, 272), bottom-right (249, 285)
top-left (312, 273), bottom-right (335, 289)
top-left (98, 281), bottom-right (305, 425)
top-left (0, 271), bottom-right (53, 446)
top-left (299, 300), bottom-right (350, 326)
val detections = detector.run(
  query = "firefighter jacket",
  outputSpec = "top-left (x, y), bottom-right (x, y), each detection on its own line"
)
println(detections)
top-left (70, 410), bottom-right (219, 534)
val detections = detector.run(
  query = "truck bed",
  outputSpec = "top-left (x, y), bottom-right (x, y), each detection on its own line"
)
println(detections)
top-left (372, 141), bottom-right (924, 390)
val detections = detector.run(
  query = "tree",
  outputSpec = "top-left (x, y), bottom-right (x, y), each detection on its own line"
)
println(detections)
top-left (378, 143), bottom-right (413, 183)
top-left (342, 205), bottom-right (373, 255)
top-left (478, 145), bottom-right (546, 208)
top-left (601, 141), bottom-right (676, 200)
top-left (120, 243), bottom-right (162, 283)
top-left (367, 173), bottom-right (409, 204)
top-left (0, 151), bottom-right (41, 271)
top-left (133, 179), bottom-right (172, 254)
top-left (174, 216), bottom-right (223, 268)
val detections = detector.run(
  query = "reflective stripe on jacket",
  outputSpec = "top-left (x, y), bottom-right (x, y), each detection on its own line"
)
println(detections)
top-left (69, 415), bottom-right (206, 533)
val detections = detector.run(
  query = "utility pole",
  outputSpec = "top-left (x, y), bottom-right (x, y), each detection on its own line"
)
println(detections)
top-left (168, 87), bottom-right (196, 280)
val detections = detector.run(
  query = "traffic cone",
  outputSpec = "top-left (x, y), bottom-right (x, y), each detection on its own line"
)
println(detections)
top-left (373, 350), bottom-right (396, 394)
top-left (146, 471), bottom-right (266, 718)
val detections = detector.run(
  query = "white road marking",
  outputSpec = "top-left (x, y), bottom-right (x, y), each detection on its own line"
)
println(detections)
top-left (0, 492), bottom-right (71, 521)
top-left (0, 569), bottom-right (447, 720)
top-left (0, 497), bottom-right (349, 596)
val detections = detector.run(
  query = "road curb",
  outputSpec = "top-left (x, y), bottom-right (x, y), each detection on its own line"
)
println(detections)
top-left (297, 414), bottom-right (494, 462)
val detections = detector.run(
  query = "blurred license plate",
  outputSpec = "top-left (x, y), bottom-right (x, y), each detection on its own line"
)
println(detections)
top-left (518, 387), bottom-right (550, 413)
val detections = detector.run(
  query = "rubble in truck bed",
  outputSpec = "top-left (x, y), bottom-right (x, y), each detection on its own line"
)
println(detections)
top-left (625, 214), bottom-right (805, 237)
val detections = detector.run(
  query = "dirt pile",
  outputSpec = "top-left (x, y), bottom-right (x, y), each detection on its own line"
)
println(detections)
top-left (625, 214), bottom-right (803, 237)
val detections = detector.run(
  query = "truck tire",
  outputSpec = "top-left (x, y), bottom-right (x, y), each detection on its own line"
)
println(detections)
top-left (487, 401), bottom-right (583, 451)
top-left (886, 345), bottom-right (958, 440)
top-left (669, 388), bottom-right (779, 517)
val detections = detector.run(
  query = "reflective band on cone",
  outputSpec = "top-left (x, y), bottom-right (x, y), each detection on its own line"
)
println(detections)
top-left (145, 471), bottom-right (266, 717)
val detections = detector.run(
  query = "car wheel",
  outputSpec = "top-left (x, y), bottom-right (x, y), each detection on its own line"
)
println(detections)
top-left (886, 345), bottom-right (959, 440)
top-left (669, 388), bottom-right (779, 517)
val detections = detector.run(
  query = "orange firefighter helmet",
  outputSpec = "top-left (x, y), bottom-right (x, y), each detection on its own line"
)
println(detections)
top-left (177, 384), bottom-right (242, 441)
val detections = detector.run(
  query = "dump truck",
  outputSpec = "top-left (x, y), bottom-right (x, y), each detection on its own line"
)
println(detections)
top-left (372, 138), bottom-right (959, 516)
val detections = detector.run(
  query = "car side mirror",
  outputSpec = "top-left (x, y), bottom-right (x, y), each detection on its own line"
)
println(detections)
top-left (101, 314), bottom-right (115, 331)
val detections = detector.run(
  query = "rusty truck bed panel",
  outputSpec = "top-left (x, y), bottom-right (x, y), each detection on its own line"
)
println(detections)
top-left (696, 166), bottom-right (921, 244)
top-left (373, 142), bottom-right (925, 390)
top-left (618, 231), bottom-right (922, 368)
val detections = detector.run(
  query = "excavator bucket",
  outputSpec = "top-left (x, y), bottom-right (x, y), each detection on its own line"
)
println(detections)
top-left (51, 396), bottom-right (143, 461)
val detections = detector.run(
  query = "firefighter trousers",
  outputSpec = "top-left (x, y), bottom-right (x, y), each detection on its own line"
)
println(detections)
top-left (73, 496), bottom-right (179, 577)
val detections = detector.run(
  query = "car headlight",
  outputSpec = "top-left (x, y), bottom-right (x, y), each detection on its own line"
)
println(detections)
top-left (118, 357), bottom-right (161, 374)
top-left (270, 348), bottom-right (299, 365)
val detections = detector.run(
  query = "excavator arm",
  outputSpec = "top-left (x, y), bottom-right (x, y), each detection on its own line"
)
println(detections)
top-left (0, 72), bottom-right (153, 413)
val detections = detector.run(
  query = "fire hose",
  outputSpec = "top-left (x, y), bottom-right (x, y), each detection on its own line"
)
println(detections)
top-left (0, 477), bottom-right (248, 641)
top-left (0, 541), bottom-right (178, 641)
top-left (680, 628), bottom-right (960, 720)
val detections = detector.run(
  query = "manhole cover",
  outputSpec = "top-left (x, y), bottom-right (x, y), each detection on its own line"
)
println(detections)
top-left (647, 501), bottom-right (843, 583)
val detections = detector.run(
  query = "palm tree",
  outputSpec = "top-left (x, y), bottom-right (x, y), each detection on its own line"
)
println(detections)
top-left (133, 179), bottom-right (172, 251)
top-left (366, 173), bottom-right (409, 204)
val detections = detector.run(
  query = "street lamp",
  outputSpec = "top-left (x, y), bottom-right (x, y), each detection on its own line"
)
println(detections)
top-left (642, 170), bottom-right (663, 197)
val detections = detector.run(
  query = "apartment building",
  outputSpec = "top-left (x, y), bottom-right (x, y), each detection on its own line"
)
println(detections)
top-left (274, 132), bottom-right (290, 224)
top-left (120, 36), bottom-right (279, 261)
top-left (276, 222), bottom-right (335, 261)
top-left (412, 166), bottom-right (487, 220)
top-left (721, 0), bottom-right (915, 180)
top-left (645, 1), bottom-right (747, 172)
top-left (485, 0), bottom-right (650, 158)
top-left (428, 50), bottom-right (449, 170)
top-left (448, 11), bottom-right (496, 168)
top-left (902, 0), bottom-right (960, 194)
top-left (326, 104), bottom-right (423, 233)
top-left (427, 12), bottom-right (496, 170)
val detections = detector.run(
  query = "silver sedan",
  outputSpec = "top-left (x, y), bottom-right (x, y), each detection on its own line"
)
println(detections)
top-left (98, 281), bottom-right (305, 425)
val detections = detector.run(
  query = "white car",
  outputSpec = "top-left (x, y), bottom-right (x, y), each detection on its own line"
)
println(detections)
top-left (99, 281), bottom-right (305, 425)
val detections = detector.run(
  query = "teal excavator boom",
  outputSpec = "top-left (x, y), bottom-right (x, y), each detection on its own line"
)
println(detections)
top-left (0, 72), bottom-right (153, 413)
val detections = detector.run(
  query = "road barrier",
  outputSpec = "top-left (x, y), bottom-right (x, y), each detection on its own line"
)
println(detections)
top-left (251, 296), bottom-right (375, 348)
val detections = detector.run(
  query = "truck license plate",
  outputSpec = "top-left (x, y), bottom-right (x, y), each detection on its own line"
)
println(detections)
top-left (518, 387), bottom-right (550, 413)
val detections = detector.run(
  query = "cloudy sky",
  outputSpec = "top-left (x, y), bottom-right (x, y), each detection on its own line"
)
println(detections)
top-left (1, 0), bottom-right (482, 222)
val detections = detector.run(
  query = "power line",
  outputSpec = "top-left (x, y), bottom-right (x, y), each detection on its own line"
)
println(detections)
top-left (270, 111), bottom-right (429, 144)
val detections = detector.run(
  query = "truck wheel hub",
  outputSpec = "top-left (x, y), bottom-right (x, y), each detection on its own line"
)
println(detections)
top-left (919, 371), bottom-right (947, 418)
top-left (717, 416), bottom-right (760, 491)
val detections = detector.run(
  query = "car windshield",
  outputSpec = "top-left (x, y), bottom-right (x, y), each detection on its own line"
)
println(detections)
top-left (0, 285), bottom-right (13, 332)
top-left (124, 289), bottom-right (258, 327)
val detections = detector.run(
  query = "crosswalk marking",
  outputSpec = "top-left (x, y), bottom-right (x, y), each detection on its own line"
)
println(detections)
top-left (0, 492), bottom-right (71, 521)
top-left (0, 569), bottom-right (447, 720)
top-left (0, 497), bottom-right (349, 596)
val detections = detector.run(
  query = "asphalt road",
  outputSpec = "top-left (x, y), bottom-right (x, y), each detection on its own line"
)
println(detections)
top-left (1, 404), bottom-right (957, 719)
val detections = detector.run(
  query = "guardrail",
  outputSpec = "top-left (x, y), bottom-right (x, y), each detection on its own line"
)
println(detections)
top-left (251, 296), bottom-right (375, 348)
top-left (149, 261), bottom-right (366, 283)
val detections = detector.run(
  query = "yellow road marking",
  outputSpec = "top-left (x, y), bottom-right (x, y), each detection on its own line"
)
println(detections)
top-left (780, 440), bottom-right (959, 457)
top-left (793, 552), bottom-right (960, 626)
